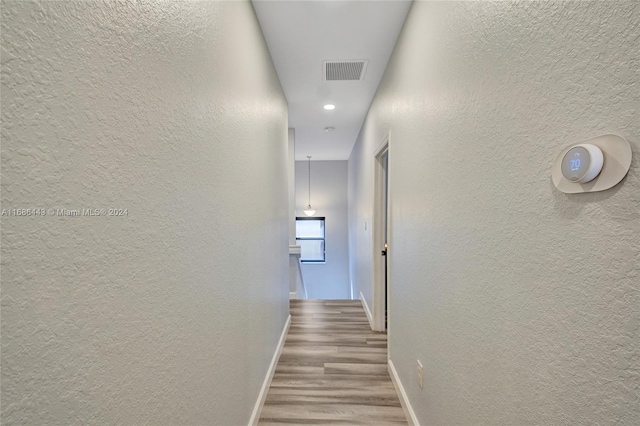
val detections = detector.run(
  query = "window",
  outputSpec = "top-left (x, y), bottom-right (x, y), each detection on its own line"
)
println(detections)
top-left (296, 217), bottom-right (325, 263)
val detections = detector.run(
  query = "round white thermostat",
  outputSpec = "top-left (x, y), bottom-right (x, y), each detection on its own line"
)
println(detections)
top-left (560, 143), bottom-right (604, 183)
top-left (552, 134), bottom-right (632, 194)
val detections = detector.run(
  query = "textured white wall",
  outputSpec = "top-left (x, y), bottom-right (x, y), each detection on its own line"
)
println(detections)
top-left (288, 129), bottom-right (297, 295)
top-left (288, 129), bottom-right (297, 247)
top-left (1, 1), bottom-right (289, 424)
top-left (348, 129), bottom-right (376, 308)
top-left (349, 1), bottom-right (640, 424)
top-left (296, 161), bottom-right (350, 299)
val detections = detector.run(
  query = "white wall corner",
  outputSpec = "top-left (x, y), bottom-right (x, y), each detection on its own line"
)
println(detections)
top-left (388, 359), bottom-right (420, 426)
top-left (289, 292), bottom-right (297, 299)
top-left (248, 314), bottom-right (291, 426)
top-left (360, 291), bottom-right (374, 331)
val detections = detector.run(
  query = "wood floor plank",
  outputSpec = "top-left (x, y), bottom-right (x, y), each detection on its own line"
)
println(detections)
top-left (259, 299), bottom-right (407, 425)
top-left (268, 377), bottom-right (398, 389)
top-left (260, 403), bottom-right (407, 423)
top-left (323, 362), bottom-right (390, 376)
top-left (336, 345), bottom-right (388, 354)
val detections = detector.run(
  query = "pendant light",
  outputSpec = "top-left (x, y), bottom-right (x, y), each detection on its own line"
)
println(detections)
top-left (303, 155), bottom-right (316, 216)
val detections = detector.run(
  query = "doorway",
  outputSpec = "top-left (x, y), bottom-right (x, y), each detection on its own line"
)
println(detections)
top-left (373, 136), bottom-right (390, 332)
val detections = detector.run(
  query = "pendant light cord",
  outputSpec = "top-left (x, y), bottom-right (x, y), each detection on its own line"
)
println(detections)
top-left (307, 156), bottom-right (312, 206)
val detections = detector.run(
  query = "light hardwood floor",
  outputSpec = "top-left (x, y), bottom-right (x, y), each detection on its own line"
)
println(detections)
top-left (259, 299), bottom-right (407, 425)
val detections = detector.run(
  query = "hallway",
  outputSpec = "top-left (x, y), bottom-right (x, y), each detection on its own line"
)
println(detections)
top-left (259, 300), bottom-right (406, 425)
top-left (2, 1), bottom-right (639, 424)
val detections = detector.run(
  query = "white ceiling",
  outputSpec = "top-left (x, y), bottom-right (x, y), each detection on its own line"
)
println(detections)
top-left (252, 0), bottom-right (412, 161)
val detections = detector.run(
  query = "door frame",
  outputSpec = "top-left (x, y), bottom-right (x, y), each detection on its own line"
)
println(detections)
top-left (372, 134), bottom-right (390, 332)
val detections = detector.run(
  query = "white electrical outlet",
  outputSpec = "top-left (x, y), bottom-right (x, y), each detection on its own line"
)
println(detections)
top-left (417, 360), bottom-right (423, 389)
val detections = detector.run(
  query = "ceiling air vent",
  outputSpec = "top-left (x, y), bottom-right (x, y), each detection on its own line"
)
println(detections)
top-left (323, 60), bottom-right (368, 81)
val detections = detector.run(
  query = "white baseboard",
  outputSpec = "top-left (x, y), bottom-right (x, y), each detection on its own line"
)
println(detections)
top-left (248, 314), bottom-right (291, 426)
top-left (360, 291), bottom-right (374, 331)
top-left (289, 291), bottom-right (297, 299)
top-left (388, 359), bottom-right (419, 426)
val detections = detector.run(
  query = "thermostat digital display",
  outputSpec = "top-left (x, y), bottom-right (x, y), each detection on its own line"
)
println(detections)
top-left (561, 143), bottom-right (604, 183)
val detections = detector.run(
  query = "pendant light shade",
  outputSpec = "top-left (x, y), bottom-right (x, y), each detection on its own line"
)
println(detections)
top-left (304, 156), bottom-right (316, 216)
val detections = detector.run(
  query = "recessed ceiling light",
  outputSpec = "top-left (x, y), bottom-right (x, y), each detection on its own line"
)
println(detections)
top-left (323, 104), bottom-right (335, 110)
top-left (324, 127), bottom-right (335, 132)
